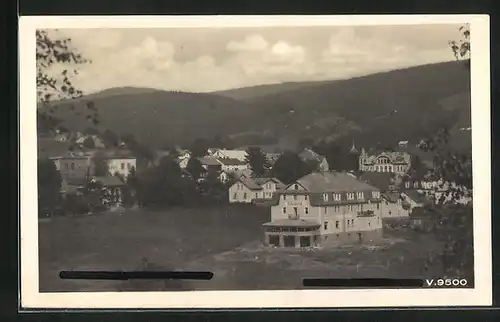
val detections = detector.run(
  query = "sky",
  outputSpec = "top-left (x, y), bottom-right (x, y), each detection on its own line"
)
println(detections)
top-left (49, 24), bottom-right (463, 93)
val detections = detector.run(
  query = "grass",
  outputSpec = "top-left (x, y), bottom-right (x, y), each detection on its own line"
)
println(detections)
top-left (39, 205), bottom-right (452, 292)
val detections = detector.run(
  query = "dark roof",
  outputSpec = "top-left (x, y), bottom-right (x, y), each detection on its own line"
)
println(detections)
top-left (263, 219), bottom-right (320, 228)
top-left (381, 192), bottom-right (401, 203)
top-left (239, 178), bottom-right (263, 190)
top-left (218, 158), bottom-right (247, 166)
top-left (92, 176), bottom-right (125, 187)
top-left (402, 189), bottom-right (428, 204)
top-left (294, 172), bottom-right (378, 193)
top-left (358, 172), bottom-right (394, 192)
top-left (253, 177), bottom-right (284, 187)
top-left (197, 157), bottom-right (221, 166)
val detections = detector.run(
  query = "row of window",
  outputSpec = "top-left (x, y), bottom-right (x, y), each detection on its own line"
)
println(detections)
top-left (63, 162), bottom-right (133, 171)
top-left (283, 203), bottom-right (380, 216)
top-left (324, 217), bottom-right (379, 230)
top-left (321, 191), bottom-right (380, 202)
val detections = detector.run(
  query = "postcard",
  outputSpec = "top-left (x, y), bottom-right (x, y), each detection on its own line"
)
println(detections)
top-left (19, 14), bottom-right (491, 309)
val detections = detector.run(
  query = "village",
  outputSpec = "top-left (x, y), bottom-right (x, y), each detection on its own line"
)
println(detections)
top-left (38, 127), bottom-right (472, 251)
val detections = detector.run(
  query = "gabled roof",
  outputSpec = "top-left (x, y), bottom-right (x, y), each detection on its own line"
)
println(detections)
top-left (239, 178), bottom-right (263, 190)
top-left (358, 172), bottom-right (394, 192)
top-left (293, 172), bottom-right (378, 193)
top-left (381, 192), bottom-right (402, 203)
top-left (215, 149), bottom-right (248, 161)
top-left (218, 158), bottom-right (247, 166)
top-left (402, 189), bottom-right (428, 204)
top-left (253, 177), bottom-right (284, 187)
top-left (197, 157), bottom-right (221, 166)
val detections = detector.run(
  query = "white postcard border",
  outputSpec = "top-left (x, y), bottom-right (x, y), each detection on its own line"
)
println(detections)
top-left (19, 14), bottom-right (491, 309)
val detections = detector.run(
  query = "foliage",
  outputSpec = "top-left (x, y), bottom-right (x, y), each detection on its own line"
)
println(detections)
top-left (245, 147), bottom-right (270, 177)
top-left (271, 151), bottom-right (313, 184)
top-left (190, 138), bottom-right (210, 157)
top-left (449, 24), bottom-right (471, 64)
top-left (37, 158), bottom-right (62, 217)
top-left (81, 177), bottom-right (106, 213)
top-left (82, 136), bottom-right (96, 149)
top-left (101, 129), bottom-right (119, 148)
top-left (36, 29), bottom-right (94, 130)
top-left (186, 157), bottom-right (206, 181)
top-left (312, 142), bottom-right (356, 171)
top-left (121, 133), bottom-right (156, 166)
top-left (91, 151), bottom-right (109, 176)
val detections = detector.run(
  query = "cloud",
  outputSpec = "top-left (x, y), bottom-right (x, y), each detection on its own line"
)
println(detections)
top-left (45, 26), bottom-right (457, 93)
top-left (226, 34), bottom-right (269, 52)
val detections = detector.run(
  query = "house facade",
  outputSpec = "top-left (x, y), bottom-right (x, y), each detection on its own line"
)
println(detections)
top-left (265, 172), bottom-right (384, 248)
top-left (106, 157), bottom-right (137, 178)
top-left (218, 158), bottom-right (250, 173)
top-left (358, 148), bottom-right (411, 175)
top-left (51, 153), bottom-right (92, 180)
top-left (381, 192), bottom-right (410, 219)
top-left (228, 177), bottom-right (283, 203)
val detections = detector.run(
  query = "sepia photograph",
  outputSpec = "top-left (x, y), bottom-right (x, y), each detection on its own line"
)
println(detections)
top-left (20, 15), bottom-right (491, 309)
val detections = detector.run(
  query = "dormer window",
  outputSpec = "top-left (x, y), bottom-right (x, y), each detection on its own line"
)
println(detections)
top-left (414, 181), bottom-right (419, 188)
top-left (372, 191), bottom-right (380, 199)
top-left (357, 192), bottom-right (364, 199)
top-left (334, 193), bottom-right (341, 201)
top-left (293, 184), bottom-right (298, 190)
top-left (405, 181), bottom-right (410, 188)
top-left (323, 193), bottom-right (328, 201)
top-left (347, 193), bottom-right (355, 200)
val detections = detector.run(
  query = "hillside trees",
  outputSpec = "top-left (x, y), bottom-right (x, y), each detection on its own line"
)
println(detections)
top-left (186, 157), bottom-right (206, 181)
top-left (91, 151), bottom-right (109, 176)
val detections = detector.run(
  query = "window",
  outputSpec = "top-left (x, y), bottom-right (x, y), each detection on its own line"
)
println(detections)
top-left (127, 163), bottom-right (131, 169)
top-left (377, 203), bottom-right (380, 210)
top-left (372, 191), bottom-right (380, 198)
top-left (70, 163), bottom-right (75, 170)
top-left (347, 205), bottom-right (352, 212)
top-left (293, 195), bottom-right (298, 200)
top-left (255, 193), bottom-right (258, 198)
top-left (233, 193), bottom-right (237, 199)
top-left (324, 222), bottom-right (328, 230)
top-left (324, 207), bottom-right (327, 214)
top-left (334, 193), bottom-right (341, 201)
top-left (282, 195), bottom-right (286, 200)
top-left (352, 219), bottom-right (355, 227)
top-left (347, 193), bottom-right (354, 200)
top-left (243, 193), bottom-right (247, 199)
top-left (335, 221), bottom-right (339, 229)
top-left (294, 184), bottom-right (299, 190)
top-left (121, 163), bottom-right (125, 170)
top-left (414, 181), bottom-right (419, 188)
top-left (405, 181), bottom-right (410, 188)
top-left (334, 205), bottom-right (340, 212)
top-left (357, 192), bottom-right (364, 199)
top-left (347, 220), bottom-right (350, 227)
top-left (283, 207), bottom-right (286, 213)
top-left (305, 207), bottom-right (309, 214)
top-left (305, 195), bottom-right (308, 200)
top-left (323, 193), bottom-right (328, 201)
top-left (368, 222), bottom-right (371, 227)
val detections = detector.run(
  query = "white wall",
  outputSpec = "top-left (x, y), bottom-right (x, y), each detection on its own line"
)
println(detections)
top-left (261, 181), bottom-right (278, 199)
top-left (381, 198), bottom-right (410, 218)
top-left (107, 158), bottom-right (137, 178)
top-left (229, 182), bottom-right (260, 203)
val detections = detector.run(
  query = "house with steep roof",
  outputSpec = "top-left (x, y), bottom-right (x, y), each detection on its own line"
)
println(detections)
top-left (298, 148), bottom-right (329, 172)
top-left (228, 177), bottom-right (284, 203)
top-left (265, 172), bottom-right (384, 248)
top-left (217, 157), bottom-right (249, 173)
top-left (212, 149), bottom-right (248, 162)
top-left (358, 148), bottom-right (411, 175)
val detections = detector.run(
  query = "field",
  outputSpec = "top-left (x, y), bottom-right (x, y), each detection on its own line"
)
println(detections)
top-left (39, 205), bottom-right (448, 292)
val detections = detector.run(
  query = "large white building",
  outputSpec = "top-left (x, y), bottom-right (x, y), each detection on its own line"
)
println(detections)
top-left (264, 172), bottom-right (384, 248)
top-left (358, 148), bottom-right (411, 175)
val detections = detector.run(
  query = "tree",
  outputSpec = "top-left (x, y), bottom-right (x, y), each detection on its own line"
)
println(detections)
top-left (186, 157), bottom-right (206, 181)
top-left (81, 177), bottom-right (106, 213)
top-left (37, 158), bottom-right (62, 217)
top-left (449, 24), bottom-right (470, 66)
top-left (271, 151), bottom-right (313, 184)
top-left (82, 136), bottom-right (96, 149)
top-left (91, 151), bottom-right (109, 176)
top-left (36, 29), bottom-right (93, 129)
top-left (84, 127), bottom-right (100, 135)
top-left (190, 138), bottom-right (210, 157)
top-left (101, 129), bottom-right (119, 148)
top-left (245, 147), bottom-right (270, 177)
